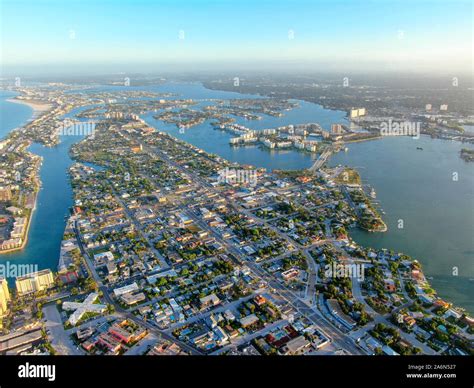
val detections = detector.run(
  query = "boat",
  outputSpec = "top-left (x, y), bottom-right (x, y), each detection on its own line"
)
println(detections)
top-left (344, 147), bottom-right (349, 152)
top-left (370, 188), bottom-right (376, 199)
top-left (416, 147), bottom-right (423, 150)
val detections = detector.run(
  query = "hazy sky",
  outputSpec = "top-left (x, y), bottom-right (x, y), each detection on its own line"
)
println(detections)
top-left (0, 0), bottom-right (472, 75)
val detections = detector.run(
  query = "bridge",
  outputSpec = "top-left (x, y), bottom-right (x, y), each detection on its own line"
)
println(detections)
top-left (308, 148), bottom-right (333, 172)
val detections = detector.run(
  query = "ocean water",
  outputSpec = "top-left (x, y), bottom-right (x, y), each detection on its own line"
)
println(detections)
top-left (0, 90), bottom-right (33, 139)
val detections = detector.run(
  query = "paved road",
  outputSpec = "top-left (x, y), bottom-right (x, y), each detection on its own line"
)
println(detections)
top-left (97, 283), bottom-right (204, 355)
top-left (75, 217), bottom-right (203, 355)
top-left (350, 278), bottom-right (436, 355)
top-left (309, 148), bottom-right (333, 172)
top-left (164, 289), bottom-right (265, 333)
top-left (352, 277), bottom-right (378, 316)
top-left (172, 163), bottom-right (363, 354)
top-left (81, 129), bottom-right (364, 355)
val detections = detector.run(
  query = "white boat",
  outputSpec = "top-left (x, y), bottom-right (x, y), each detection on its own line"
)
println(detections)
top-left (370, 188), bottom-right (376, 199)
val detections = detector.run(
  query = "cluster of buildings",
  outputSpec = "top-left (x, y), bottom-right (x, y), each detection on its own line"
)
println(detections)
top-left (0, 269), bottom-right (56, 353)
top-left (256, 320), bottom-right (330, 355)
top-left (0, 84), bottom-right (471, 358)
top-left (228, 122), bottom-right (334, 154)
top-left (173, 294), bottom-right (282, 353)
top-left (78, 319), bottom-right (147, 355)
top-left (354, 247), bottom-right (473, 355)
top-left (0, 148), bottom-right (40, 253)
top-left (0, 323), bottom-right (45, 355)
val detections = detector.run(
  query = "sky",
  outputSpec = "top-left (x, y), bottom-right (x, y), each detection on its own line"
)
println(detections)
top-left (0, 0), bottom-right (472, 75)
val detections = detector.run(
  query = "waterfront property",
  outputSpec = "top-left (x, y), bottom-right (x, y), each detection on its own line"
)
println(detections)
top-left (0, 81), bottom-right (472, 357)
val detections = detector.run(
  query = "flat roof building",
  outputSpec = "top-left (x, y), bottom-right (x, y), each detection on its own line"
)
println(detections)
top-left (240, 313), bottom-right (259, 328)
top-left (63, 293), bottom-right (107, 326)
top-left (282, 335), bottom-right (311, 355)
top-left (113, 282), bottom-right (139, 297)
top-left (15, 269), bottom-right (54, 296)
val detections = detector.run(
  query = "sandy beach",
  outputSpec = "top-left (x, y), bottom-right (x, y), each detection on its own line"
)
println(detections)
top-left (6, 97), bottom-right (52, 118)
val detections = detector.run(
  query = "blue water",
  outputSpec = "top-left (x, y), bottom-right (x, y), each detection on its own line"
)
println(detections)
top-left (0, 137), bottom-right (79, 282)
top-left (1, 82), bottom-right (472, 314)
top-left (143, 84), bottom-right (474, 313)
top-left (329, 137), bottom-right (474, 314)
top-left (141, 83), bottom-right (347, 171)
top-left (0, 90), bottom-right (33, 139)
top-left (69, 82), bottom-right (262, 101)
top-left (463, 124), bottom-right (474, 134)
top-left (0, 99), bottom-right (95, 286)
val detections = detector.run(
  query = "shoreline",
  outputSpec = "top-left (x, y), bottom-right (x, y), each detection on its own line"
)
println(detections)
top-left (0, 191), bottom-right (38, 255)
top-left (2, 83), bottom-right (471, 318)
top-left (0, 94), bottom-right (44, 255)
top-left (197, 83), bottom-right (474, 315)
top-left (152, 120), bottom-right (473, 317)
top-left (6, 97), bottom-right (52, 118)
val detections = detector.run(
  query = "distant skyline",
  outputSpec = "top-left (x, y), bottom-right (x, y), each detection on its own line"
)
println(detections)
top-left (0, 0), bottom-right (473, 76)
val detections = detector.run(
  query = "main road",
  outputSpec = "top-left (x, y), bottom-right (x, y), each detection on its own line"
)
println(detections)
top-left (116, 128), bottom-right (365, 354)
top-left (73, 217), bottom-right (202, 355)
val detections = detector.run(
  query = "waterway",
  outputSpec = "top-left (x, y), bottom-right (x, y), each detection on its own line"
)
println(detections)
top-left (0, 98), bottom-right (94, 286)
top-left (0, 83), bottom-right (472, 314)
top-left (329, 136), bottom-right (474, 314)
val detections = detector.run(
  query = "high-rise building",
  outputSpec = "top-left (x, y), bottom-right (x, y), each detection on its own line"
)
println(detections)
top-left (0, 277), bottom-right (11, 317)
top-left (331, 124), bottom-right (344, 134)
top-left (440, 104), bottom-right (448, 111)
top-left (350, 108), bottom-right (366, 119)
top-left (15, 269), bottom-right (55, 296)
